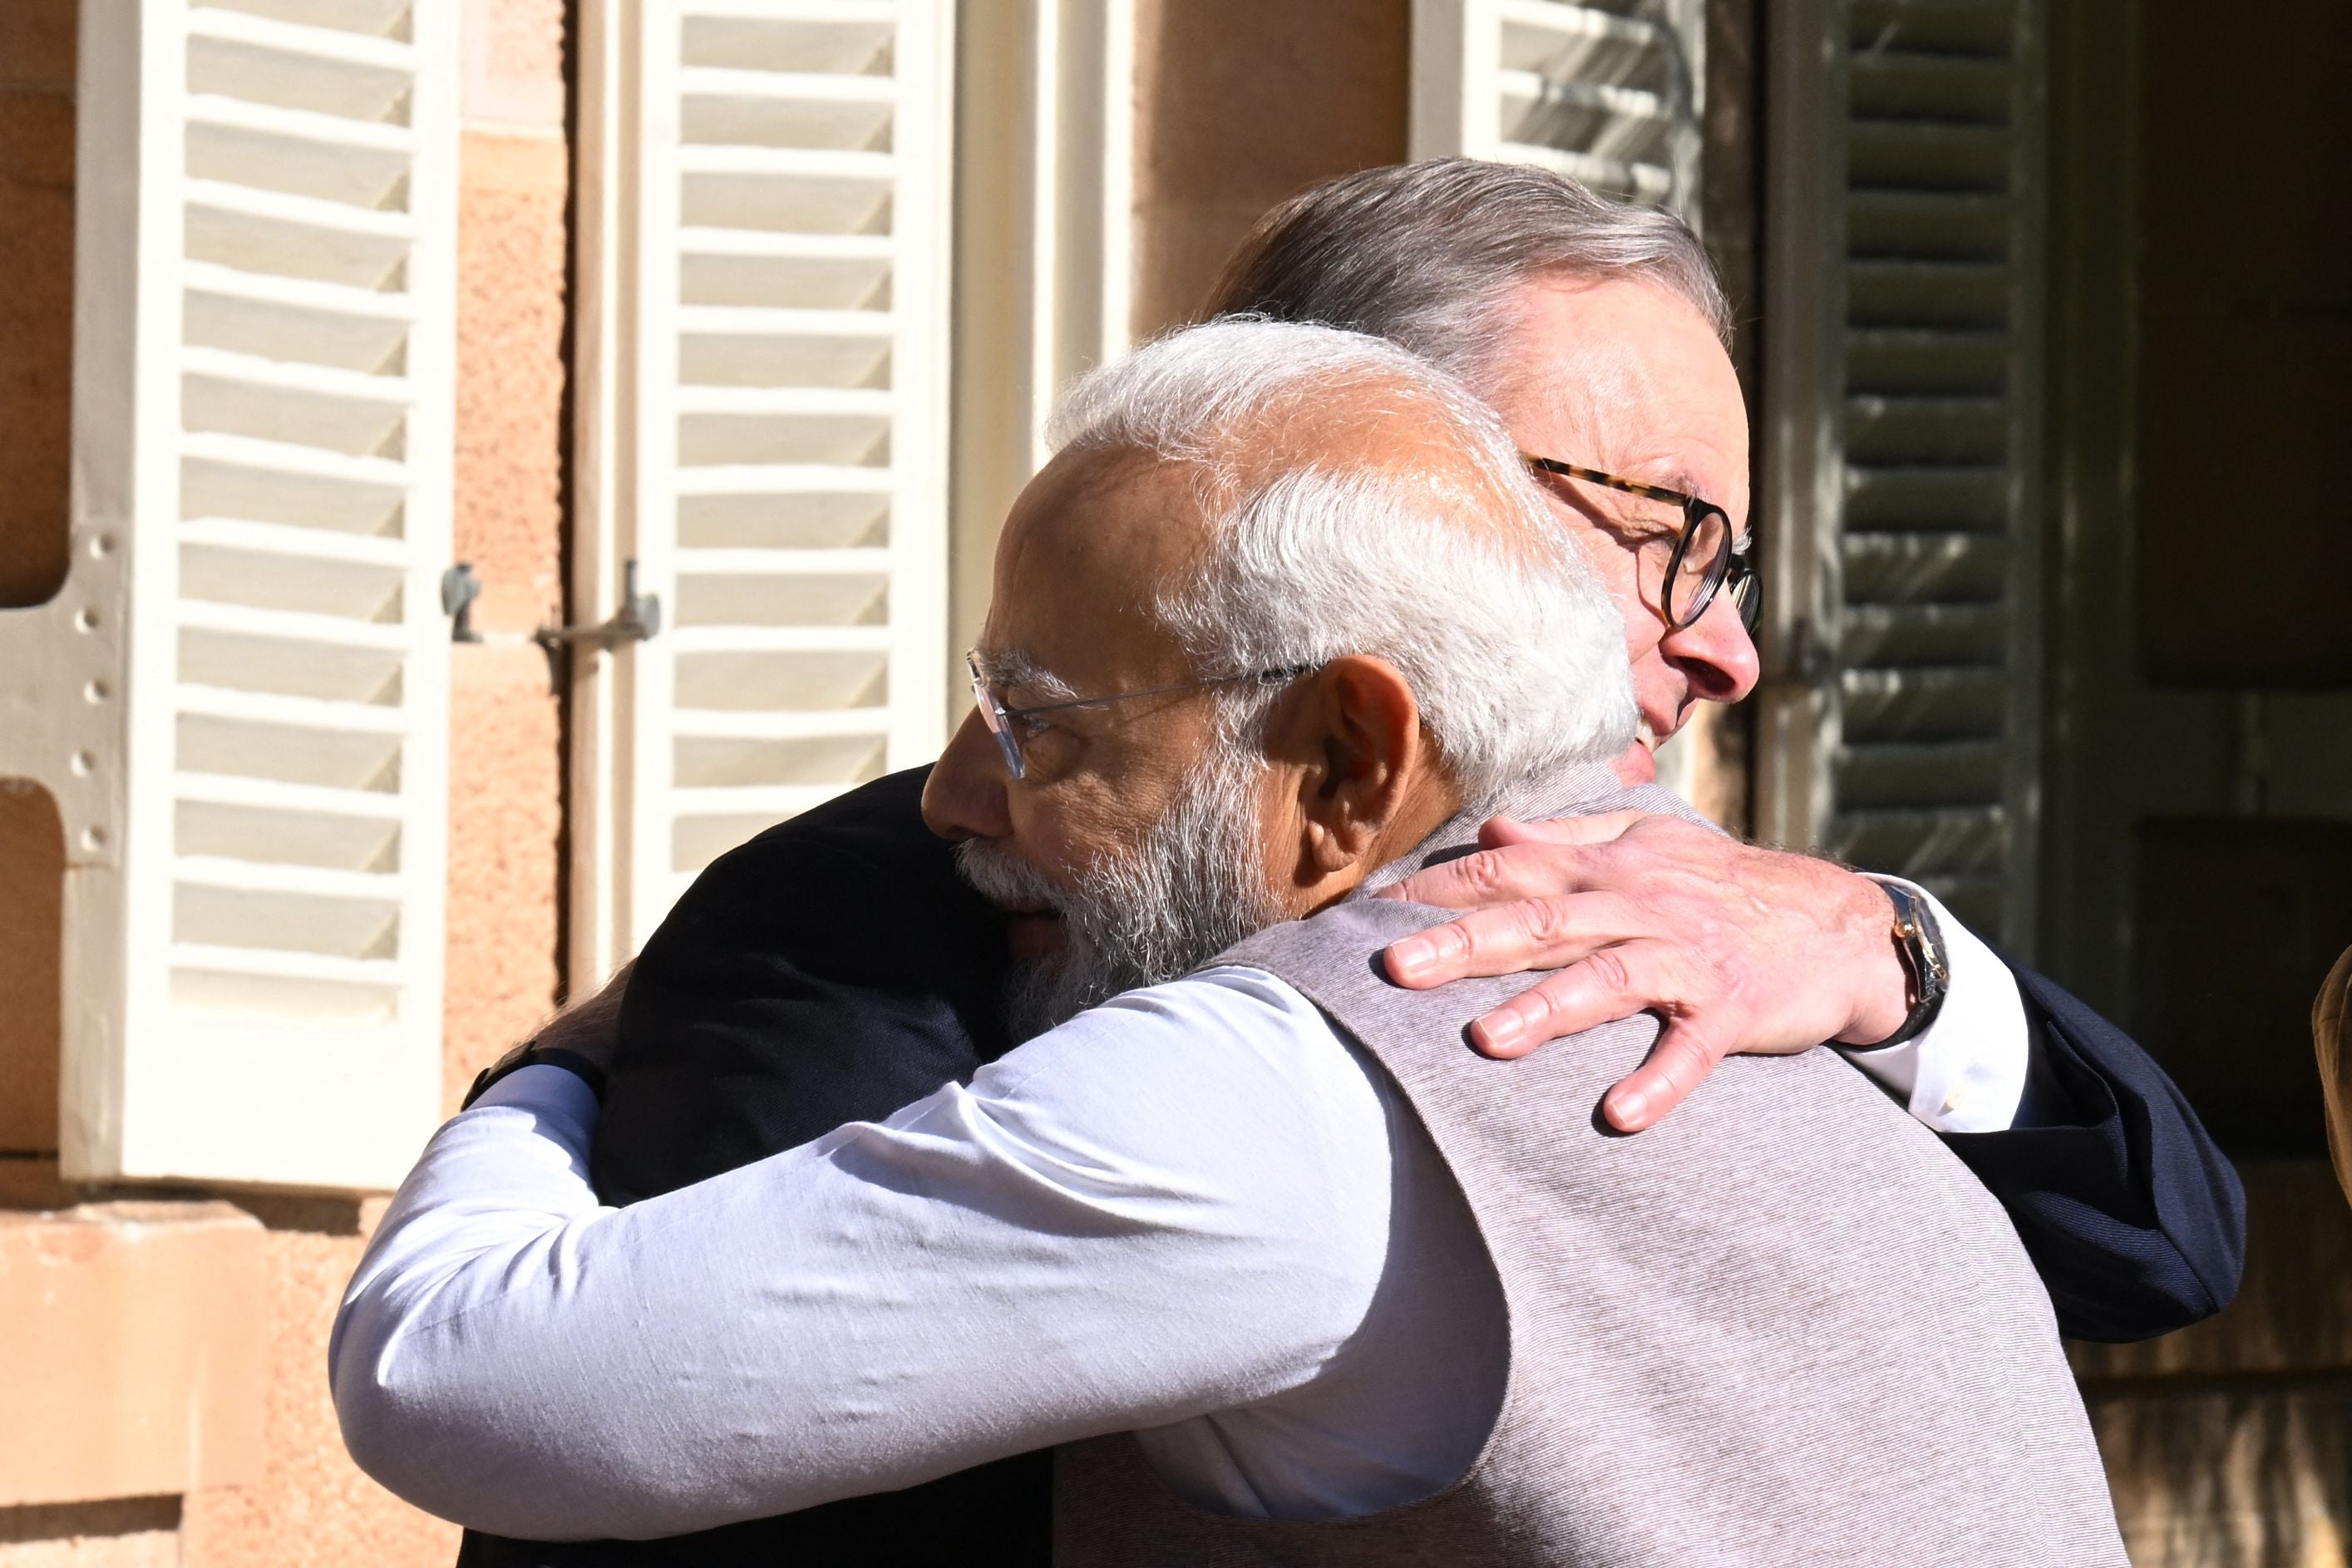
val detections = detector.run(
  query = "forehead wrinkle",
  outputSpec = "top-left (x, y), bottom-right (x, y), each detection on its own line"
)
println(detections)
top-left (1518, 353), bottom-right (1651, 468)
top-left (1515, 352), bottom-right (1743, 526)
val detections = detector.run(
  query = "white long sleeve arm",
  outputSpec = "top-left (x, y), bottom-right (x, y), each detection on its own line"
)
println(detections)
top-left (329, 969), bottom-right (1418, 1541)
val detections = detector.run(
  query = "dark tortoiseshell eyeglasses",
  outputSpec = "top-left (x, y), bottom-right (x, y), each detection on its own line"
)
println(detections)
top-left (1523, 456), bottom-right (1758, 635)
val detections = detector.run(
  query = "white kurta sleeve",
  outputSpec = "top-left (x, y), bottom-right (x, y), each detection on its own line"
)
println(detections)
top-left (329, 969), bottom-right (1398, 1541)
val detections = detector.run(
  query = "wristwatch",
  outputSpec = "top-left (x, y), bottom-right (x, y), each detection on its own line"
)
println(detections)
top-left (461, 1038), bottom-right (608, 1110)
top-left (1860, 880), bottom-right (1950, 1050)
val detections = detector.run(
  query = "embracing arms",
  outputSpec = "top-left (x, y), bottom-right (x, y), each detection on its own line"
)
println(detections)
top-left (333, 974), bottom-right (1413, 1539)
top-left (1376, 811), bottom-right (2246, 1339)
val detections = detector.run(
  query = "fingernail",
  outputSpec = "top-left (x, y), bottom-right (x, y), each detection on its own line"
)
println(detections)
top-left (1388, 938), bottom-right (1432, 979)
top-left (1611, 1088), bottom-right (1649, 1126)
top-left (1479, 1011), bottom-right (1525, 1048)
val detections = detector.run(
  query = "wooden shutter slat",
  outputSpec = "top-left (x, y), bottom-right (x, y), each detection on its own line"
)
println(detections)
top-left (0, 0), bottom-right (458, 1189)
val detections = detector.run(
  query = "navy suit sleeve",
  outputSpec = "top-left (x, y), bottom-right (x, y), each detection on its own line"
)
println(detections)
top-left (460, 769), bottom-right (1053, 1568)
top-left (591, 766), bottom-right (1014, 1205)
top-left (1936, 961), bottom-right (2246, 1343)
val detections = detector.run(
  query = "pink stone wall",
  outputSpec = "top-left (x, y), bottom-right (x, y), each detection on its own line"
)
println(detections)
top-left (440, 122), bottom-right (572, 1113)
top-left (1130, 0), bottom-right (1408, 336)
top-left (176, 1200), bottom-right (458, 1567)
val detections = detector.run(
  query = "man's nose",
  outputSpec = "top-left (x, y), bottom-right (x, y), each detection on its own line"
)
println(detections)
top-left (921, 708), bottom-right (1014, 841)
top-left (1659, 589), bottom-right (1761, 705)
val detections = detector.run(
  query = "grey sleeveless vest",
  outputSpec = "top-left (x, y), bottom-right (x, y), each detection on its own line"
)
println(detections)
top-left (1054, 767), bottom-right (2126, 1566)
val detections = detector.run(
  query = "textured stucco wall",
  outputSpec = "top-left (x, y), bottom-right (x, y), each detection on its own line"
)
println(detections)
top-left (175, 1199), bottom-right (458, 1567)
top-left (1129, 0), bottom-right (1408, 337)
top-left (441, 50), bottom-right (573, 1115)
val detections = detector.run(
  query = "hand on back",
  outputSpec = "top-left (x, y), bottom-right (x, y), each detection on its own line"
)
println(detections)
top-left (1375, 813), bottom-right (1911, 1132)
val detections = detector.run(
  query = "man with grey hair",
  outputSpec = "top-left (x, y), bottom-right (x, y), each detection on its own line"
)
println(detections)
top-left (1198, 157), bottom-right (2235, 1309)
top-left (422, 160), bottom-right (2228, 1566)
top-left (337, 320), bottom-right (2127, 1565)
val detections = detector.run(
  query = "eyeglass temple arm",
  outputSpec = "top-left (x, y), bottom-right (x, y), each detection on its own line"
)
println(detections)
top-left (1524, 455), bottom-right (1700, 511)
top-left (994, 664), bottom-right (1317, 722)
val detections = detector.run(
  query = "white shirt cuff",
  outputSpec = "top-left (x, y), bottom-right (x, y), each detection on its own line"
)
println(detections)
top-left (1837, 880), bottom-right (2029, 1134)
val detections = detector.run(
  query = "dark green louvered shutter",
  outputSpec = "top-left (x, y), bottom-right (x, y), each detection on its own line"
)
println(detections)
top-left (1758, 0), bottom-right (2047, 949)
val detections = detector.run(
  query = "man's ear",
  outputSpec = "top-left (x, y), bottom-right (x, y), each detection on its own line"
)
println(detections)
top-left (1268, 655), bottom-right (1425, 880)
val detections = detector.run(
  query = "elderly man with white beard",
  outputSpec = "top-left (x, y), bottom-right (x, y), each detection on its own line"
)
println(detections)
top-left (333, 319), bottom-right (2127, 1565)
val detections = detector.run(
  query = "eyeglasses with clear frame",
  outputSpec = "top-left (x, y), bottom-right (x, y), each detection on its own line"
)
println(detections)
top-left (966, 653), bottom-right (1321, 782)
top-left (1523, 456), bottom-right (1758, 635)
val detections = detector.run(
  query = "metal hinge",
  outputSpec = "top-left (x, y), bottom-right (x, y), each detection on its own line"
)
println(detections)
top-left (535, 559), bottom-right (662, 652)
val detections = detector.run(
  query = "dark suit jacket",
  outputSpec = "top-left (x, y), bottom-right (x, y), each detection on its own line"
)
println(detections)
top-left (461, 766), bottom-right (2244, 1565)
top-left (1941, 957), bottom-right (2246, 1342)
top-left (460, 769), bottom-right (1044, 1568)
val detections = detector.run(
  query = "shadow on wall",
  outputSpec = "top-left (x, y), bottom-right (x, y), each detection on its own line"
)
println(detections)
top-left (1129, 0), bottom-right (1408, 335)
top-left (2088, 1377), bottom-right (2350, 1568)
top-left (2074, 1163), bottom-right (2352, 1566)
top-left (0, 1498), bottom-right (181, 1552)
top-left (0, 0), bottom-right (75, 613)
top-left (0, 785), bottom-right (62, 1157)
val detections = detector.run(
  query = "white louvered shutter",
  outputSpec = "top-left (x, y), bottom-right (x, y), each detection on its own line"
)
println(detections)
top-left (0, 0), bottom-right (456, 1188)
top-left (1411, 0), bottom-right (1705, 213)
top-left (1757, 0), bottom-right (2044, 946)
top-left (581, 2), bottom-right (953, 957)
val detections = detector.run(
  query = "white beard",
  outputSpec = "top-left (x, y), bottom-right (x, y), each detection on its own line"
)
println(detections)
top-left (956, 746), bottom-right (1284, 1040)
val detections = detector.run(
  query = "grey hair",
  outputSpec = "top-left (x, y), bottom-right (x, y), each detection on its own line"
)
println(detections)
top-left (1047, 319), bottom-right (1635, 809)
top-left (1202, 157), bottom-right (1729, 396)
